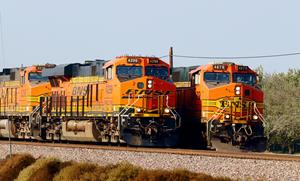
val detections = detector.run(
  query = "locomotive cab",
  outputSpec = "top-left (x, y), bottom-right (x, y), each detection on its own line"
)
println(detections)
top-left (18, 66), bottom-right (52, 113)
top-left (103, 56), bottom-right (181, 146)
top-left (0, 65), bottom-right (51, 139)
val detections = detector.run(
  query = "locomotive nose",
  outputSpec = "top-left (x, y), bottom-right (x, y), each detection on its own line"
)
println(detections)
top-left (234, 84), bottom-right (251, 97)
top-left (140, 77), bottom-right (176, 112)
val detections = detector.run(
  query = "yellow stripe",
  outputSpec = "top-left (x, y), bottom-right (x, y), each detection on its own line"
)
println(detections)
top-left (0, 81), bottom-right (20, 87)
top-left (71, 76), bottom-right (104, 83)
top-left (202, 100), bottom-right (217, 107)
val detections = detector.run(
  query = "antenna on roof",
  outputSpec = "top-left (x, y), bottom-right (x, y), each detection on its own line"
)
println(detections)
top-left (169, 46), bottom-right (173, 77)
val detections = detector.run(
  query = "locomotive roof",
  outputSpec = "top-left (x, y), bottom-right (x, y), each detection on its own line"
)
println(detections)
top-left (42, 59), bottom-right (105, 78)
top-left (103, 56), bottom-right (168, 68)
top-left (189, 62), bottom-right (256, 74)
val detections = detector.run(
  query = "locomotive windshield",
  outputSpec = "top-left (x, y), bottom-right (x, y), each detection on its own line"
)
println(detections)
top-left (116, 66), bottom-right (143, 82)
top-left (204, 72), bottom-right (230, 83)
top-left (233, 73), bottom-right (256, 85)
top-left (28, 72), bottom-right (48, 82)
top-left (145, 66), bottom-right (169, 80)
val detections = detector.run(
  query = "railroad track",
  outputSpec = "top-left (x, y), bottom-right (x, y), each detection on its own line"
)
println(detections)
top-left (0, 140), bottom-right (299, 162)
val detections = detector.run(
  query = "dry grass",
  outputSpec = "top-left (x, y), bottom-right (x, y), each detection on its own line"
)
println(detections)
top-left (134, 169), bottom-right (233, 181)
top-left (0, 154), bottom-right (234, 181)
top-left (54, 162), bottom-right (141, 181)
top-left (76, 165), bottom-right (116, 181)
top-left (30, 161), bottom-right (72, 181)
top-left (53, 162), bottom-right (115, 181)
top-left (15, 157), bottom-right (68, 181)
top-left (105, 162), bottom-right (141, 181)
top-left (0, 154), bottom-right (35, 181)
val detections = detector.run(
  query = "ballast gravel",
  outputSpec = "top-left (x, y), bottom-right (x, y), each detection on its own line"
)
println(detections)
top-left (0, 143), bottom-right (299, 181)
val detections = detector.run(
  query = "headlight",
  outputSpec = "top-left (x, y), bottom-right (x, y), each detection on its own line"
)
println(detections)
top-left (235, 86), bottom-right (241, 95)
top-left (164, 108), bottom-right (170, 113)
top-left (147, 79), bottom-right (153, 88)
top-left (136, 108), bottom-right (142, 113)
top-left (253, 115), bottom-right (258, 120)
top-left (225, 114), bottom-right (230, 119)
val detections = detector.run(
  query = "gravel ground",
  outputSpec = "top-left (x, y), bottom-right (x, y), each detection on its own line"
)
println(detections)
top-left (0, 143), bottom-right (299, 181)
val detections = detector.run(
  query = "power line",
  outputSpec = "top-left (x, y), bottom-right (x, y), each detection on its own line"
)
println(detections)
top-left (160, 52), bottom-right (300, 60)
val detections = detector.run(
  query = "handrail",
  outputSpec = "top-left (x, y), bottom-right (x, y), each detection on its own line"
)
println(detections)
top-left (117, 94), bottom-right (143, 131)
top-left (253, 102), bottom-right (266, 127)
top-left (165, 95), bottom-right (181, 128)
top-left (208, 106), bottom-right (227, 133)
top-left (29, 105), bottom-right (41, 129)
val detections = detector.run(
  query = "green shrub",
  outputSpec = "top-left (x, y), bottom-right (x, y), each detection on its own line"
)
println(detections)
top-left (0, 154), bottom-right (35, 181)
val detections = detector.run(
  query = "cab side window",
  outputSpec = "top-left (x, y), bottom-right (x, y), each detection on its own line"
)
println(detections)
top-left (21, 76), bottom-right (26, 84)
top-left (191, 71), bottom-right (201, 87)
top-left (195, 74), bottom-right (201, 85)
top-left (106, 66), bottom-right (113, 80)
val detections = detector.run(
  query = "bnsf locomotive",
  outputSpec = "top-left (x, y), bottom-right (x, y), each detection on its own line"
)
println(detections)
top-left (0, 56), bottom-right (180, 147)
top-left (175, 62), bottom-right (266, 151)
top-left (0, 55), bottom-right (266, 150)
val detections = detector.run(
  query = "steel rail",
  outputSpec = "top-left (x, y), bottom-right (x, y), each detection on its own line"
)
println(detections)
top-left (0, 140), bottom-right (299, 162)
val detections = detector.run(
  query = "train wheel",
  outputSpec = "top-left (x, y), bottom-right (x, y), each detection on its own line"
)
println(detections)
top-left (211, 138), bottom-right (243, 152)
top-left (252, 137), bottom-right (267, 152)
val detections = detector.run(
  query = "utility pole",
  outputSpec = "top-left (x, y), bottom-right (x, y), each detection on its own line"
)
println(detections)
top-left (0, 12), bottom-right (5, 70)
top-left (8, 118), bottom-right (12, 158)
top-left (169, 47), bottom-right (173, 77)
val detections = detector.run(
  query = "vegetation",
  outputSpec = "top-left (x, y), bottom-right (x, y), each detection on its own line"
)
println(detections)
top-left (16, 157), bottom-right (67, 181)
top-left (134, 169), bottom-right (231, 181)
top-left (258, 67), bottom-right (300, 154)
top-left (0, 154), bottom-right (232, 181)
top-left (0, 154), bottom-right (35, 181)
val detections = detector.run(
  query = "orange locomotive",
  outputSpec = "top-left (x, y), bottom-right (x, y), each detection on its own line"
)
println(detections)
top-left (176, 62), bottom-right (266, 151)
top-left (39, 56), bottom-right (181, 146)
top-left (0, 65), bottom-right (51, 138)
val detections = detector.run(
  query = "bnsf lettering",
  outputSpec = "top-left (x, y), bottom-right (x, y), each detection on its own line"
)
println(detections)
top-left (219, 100), bottom-right (248, 108)
top-left (72, 86), bottom-right (88, 96)
top-left (0, 88), bottom-right (7, 98)
top-left (123, 89), bottom-right (171, 98)
top-left (105, 85), bottom-right (113, 94)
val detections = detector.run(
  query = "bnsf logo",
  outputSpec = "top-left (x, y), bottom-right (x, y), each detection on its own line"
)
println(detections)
top-left (72, 86), bottom-right (88, 96)
top-left (219, 100), bottom-right (249, 108)
top-left (0, 88), bottom-right (7, 98)
top-left (122, 89), bottom-right (171, 98)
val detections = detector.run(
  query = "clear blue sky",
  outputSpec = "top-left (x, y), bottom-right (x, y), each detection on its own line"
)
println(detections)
top-left (0, 0), bottom-right (299, 73)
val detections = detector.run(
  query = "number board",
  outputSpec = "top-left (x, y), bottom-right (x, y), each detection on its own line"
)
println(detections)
top-left (149, 59), bottom-right (159, 64)
top-left (238, 66), bottom-right (248, 71)
top-left (127, 58), bottom-right (139, 64)
top-left (213, 64), bottom-right (226, 70)
top-left (36, 66), bottom-right (43, 71)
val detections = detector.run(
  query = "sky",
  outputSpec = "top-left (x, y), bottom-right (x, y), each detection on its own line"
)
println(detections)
top-left (0, 0), bottom-right (300, 73)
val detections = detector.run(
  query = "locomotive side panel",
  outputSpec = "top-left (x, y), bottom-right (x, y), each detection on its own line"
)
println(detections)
top-left (40, 57), bottom-right (180, 147)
